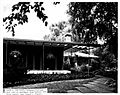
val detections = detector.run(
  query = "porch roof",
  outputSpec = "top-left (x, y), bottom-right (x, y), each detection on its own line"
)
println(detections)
top-left (3, 38), bottom-right (101, 50)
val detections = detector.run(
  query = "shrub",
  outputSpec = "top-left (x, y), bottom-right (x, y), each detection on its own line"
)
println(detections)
top-left (70, 64), bottom-right (89, 74)
top-left (4, 50), bottom-right (27, 82)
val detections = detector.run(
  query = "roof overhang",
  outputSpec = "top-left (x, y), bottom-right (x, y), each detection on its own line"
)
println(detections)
top-left (3, 38), bottom-right (102, 50)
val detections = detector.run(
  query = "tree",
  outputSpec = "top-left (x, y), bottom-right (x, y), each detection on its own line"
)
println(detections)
top-left (92, 45), bottom-right (117, 70)
top-left (44, 21), bottom-right (72, 41)
top-left (67, 2), bottom-right (118, 44)
top-left (3, 2), bottom-right (48, 36)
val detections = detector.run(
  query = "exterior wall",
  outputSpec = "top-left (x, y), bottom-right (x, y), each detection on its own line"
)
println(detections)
top-left (3, 41), bottom-right (64, 70)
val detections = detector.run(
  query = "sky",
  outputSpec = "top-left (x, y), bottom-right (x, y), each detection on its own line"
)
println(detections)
top-left (2, 1), bottom-right (70, 40)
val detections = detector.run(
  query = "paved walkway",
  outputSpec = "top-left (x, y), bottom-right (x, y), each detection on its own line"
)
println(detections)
top-left (4, 76), bottom-right (116, 93)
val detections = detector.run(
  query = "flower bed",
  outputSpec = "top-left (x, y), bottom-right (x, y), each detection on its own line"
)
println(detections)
top-left (3, 72), bottom-right (94, 88)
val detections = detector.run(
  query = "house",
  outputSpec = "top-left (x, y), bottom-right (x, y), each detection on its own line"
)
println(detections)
top-left (3, 38), bottom-right (100, 74)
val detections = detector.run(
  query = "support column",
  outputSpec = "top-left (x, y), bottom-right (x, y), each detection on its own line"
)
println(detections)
top-left (62, 48), bottom-right (64, 70)
top-left (55, 58), bottom-right (57, 70)
top-left (5, 42), bottom-right (8, 73)
top-left (6, 42), bottom-right (8, 65)
top-left (43, 44), bottom-right (44, 70)
top-left (25, 53), bottom-right (28, 68)
top-left (33, 55), bottom-right (35, 70)
top-left (40, 54), bottom-right (42, 70)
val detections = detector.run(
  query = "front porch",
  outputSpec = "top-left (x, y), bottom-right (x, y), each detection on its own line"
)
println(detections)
top-left (3, 38), bottom-right (101, 71)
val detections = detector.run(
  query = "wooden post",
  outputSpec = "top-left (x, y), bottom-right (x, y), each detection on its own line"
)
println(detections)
top-left (33, 55), bottom-right (35, 70)
top-left (40, 54), bottom-right (42, 70)
top-left (55, 57), bottom-right (57, 70)
top-left (25, 53), bottom-right (28, 68)
top-left (5, 42), bottom-right (8, 73)
top-left (43, 43), bottom-right (44, 70)
top-left (6, 42), bottom-right (8, 65)
top-left (33, 42), bottom-right (36, 70)
top-left (62, 48), bottom-right (64, 70)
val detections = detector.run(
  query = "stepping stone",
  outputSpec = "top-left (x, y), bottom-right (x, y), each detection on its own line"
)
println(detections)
top-left (75, 87), bottom-right (96, 93)
top-left (67, 90), bottom-right (81, 93)
top-left (93, 79), bottom-right (109, 84)
top-left (95, 78), bottom-right (109, 82)
top-left (88, 82), bottom-right (115, 91)
top-left (96, 78), bottom-right (108, 80)
top-left (83, 84), bottom-right (112, 93)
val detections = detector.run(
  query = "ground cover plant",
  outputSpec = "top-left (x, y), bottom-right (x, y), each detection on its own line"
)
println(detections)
top-left (3, 72), bottom-right (94, 88)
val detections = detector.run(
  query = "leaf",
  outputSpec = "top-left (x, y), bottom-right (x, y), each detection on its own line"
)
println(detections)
top-left (45, 21), bottom-right (48, 26)
top-left (12, 4), bottom-right (19, 11)
top-left (39, 2), bottom-right (43, 6)
top-left (37, 11), bottom-right (42, 19)
top-left (41, 7), bottom-right (45, 11)
top-left (22, 15), bottom-right (28, 23)
top-left (42, 16), bottom-right (48, 22)
top-left (3, 17), bottom-right (7, 22)
top-left (53, 2), bottom-right (60, 5)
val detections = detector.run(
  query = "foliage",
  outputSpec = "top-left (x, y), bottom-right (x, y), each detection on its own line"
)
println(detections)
top-left (67, 2), bottom-right (118, 44)
top-left (4, 50), bottom-right (27, 82)
top-left (63, 61), bottom-right (71, 70)
top-left (3, 2), bottom-right (48, 36)
top-left (93, 45), bottom-right (117, 70)
top-left (44, 21), bottom-right (72, 41)
top-left (89, 59), bottom-right (100, 71)
top-left (3, 73), bottom-right (94, 87)
top-left (53, 2), bottom-right (60, 5)
top-left (92, 45), bottom-right (117, 92)
top-left (67, 2), bottom-right (118, 70)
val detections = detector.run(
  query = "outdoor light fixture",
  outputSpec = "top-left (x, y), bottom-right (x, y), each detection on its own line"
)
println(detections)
top-left (64, 44), bottom-right (68, 46)
top-left (57, 44), bottom-right (60, 46)
top-left (14, 55), bottom-right (17, 58)
top-left (47, 53), bottom-right (55, 59)
top-left (10, 50), bottom-right (22, 58)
